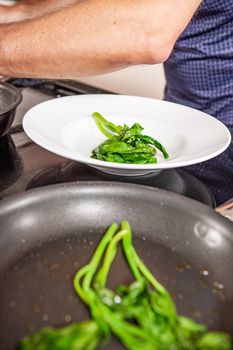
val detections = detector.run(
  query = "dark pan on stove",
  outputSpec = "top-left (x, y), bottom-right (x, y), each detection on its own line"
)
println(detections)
top-left (0, 182), bottom-right (232, 350)
top-left (0, 82), bottom-right (22, 138)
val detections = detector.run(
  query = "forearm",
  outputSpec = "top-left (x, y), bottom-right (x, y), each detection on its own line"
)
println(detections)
top-left (0, 0), bottom-right (202, 79)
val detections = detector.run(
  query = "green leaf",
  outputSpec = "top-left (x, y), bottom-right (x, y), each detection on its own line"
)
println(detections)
top-left (196, 331), bottom-right (232, 350)
top-left (18, 321), bottom-right (103, 350)
top-left (138, 135), bottom-right (169, 159)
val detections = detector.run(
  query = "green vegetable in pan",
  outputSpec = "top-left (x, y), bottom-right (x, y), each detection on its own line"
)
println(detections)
top-left (19, 222), bottom-right (232, 350)
top-left (91, 112), bottom-right (169, 164)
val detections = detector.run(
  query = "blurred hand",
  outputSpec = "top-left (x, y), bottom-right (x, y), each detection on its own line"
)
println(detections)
top-left (0, 1), bottom-right (83, 24)
top-left (0, 4), bottom-right (24, 23)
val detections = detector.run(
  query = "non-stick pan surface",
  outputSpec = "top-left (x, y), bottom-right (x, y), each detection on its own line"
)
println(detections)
top-left (0, 182), bottom-right (232, 350)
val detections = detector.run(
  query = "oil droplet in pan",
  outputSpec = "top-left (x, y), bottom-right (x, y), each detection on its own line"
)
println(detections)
top-left (213, 282), bottom-right (224, 290)
top-left (42, 313), bottom-right (49, 322)
top-left (200, 269), bottom-right (209, 276)
top-left (65, 315), bottom-right (72, 323)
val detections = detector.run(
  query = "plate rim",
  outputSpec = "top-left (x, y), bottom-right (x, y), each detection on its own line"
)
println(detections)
top-left (22, 94), bottom-right (232, 171)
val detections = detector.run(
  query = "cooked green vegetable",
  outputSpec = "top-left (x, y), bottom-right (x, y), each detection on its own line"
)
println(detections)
top-left (91, 112), bottom-right (169, 164)
top-left (19, 222), bottom-right (232, 350)
top-left (19, 321), bottom-right (102, 350)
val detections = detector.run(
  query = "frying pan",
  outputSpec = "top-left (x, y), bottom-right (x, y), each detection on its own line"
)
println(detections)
top-left (0, 182), bottom-right (232, 350)
top-left (0, 82), bottom-right (22, 138)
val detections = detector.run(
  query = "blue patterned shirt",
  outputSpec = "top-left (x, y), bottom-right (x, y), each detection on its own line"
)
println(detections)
top-left (164, 0), bottom-right (233, 205)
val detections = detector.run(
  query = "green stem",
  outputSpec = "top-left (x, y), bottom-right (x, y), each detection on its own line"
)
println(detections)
top-left (73, 223), bottom-right (118, 303)
top-left (133, 248), bottom-right (167, 294)
top-left (132, 247), bottom-right (177, 323)
top-left (95, 301), bottom-right (158, 350)
top-left (73, 265), bottom-right (90, 303)
top-left (82, 223), bottom-right (118, 292)
top-left (95, 229), bottom-right (128, 288)
top-left (92, 112), bottom-right (122, 137)
top-left (94, 117), bottom-right (112, 138)
top-left (121, 221), bottom-right (143, 281)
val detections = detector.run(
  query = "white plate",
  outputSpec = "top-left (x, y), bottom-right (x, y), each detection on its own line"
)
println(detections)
top-left (23, 94), bottom-right (231, 176)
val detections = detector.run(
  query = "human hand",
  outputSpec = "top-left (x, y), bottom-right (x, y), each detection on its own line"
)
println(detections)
top-left (0, 5), bottom-right (20, 24)
top-left (0, 0), bottom-right (84, 24)
top-left (0, 4), bottom-right (25, 23)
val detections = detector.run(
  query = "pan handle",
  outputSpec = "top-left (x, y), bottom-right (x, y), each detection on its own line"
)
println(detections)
top-left (215, 199), bottom-right (233, 222)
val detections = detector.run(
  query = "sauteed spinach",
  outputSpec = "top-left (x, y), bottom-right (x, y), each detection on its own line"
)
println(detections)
top-left (91, 112), bottom-right (169, 164)
top-left (19, 222), bottom-right (232, 350)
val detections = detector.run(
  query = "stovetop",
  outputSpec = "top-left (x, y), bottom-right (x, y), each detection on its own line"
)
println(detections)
top-left (0, 78), bottom-right (215, 207)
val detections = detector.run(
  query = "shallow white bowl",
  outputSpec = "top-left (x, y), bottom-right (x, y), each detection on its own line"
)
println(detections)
top-left (23, 94), bottom-right (231, 176)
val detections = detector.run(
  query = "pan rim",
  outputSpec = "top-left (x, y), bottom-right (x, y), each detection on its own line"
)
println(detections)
top-left (0, 82), bottom-right (23, 116)
top-left (0, 181), bottom-right (232, 238)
